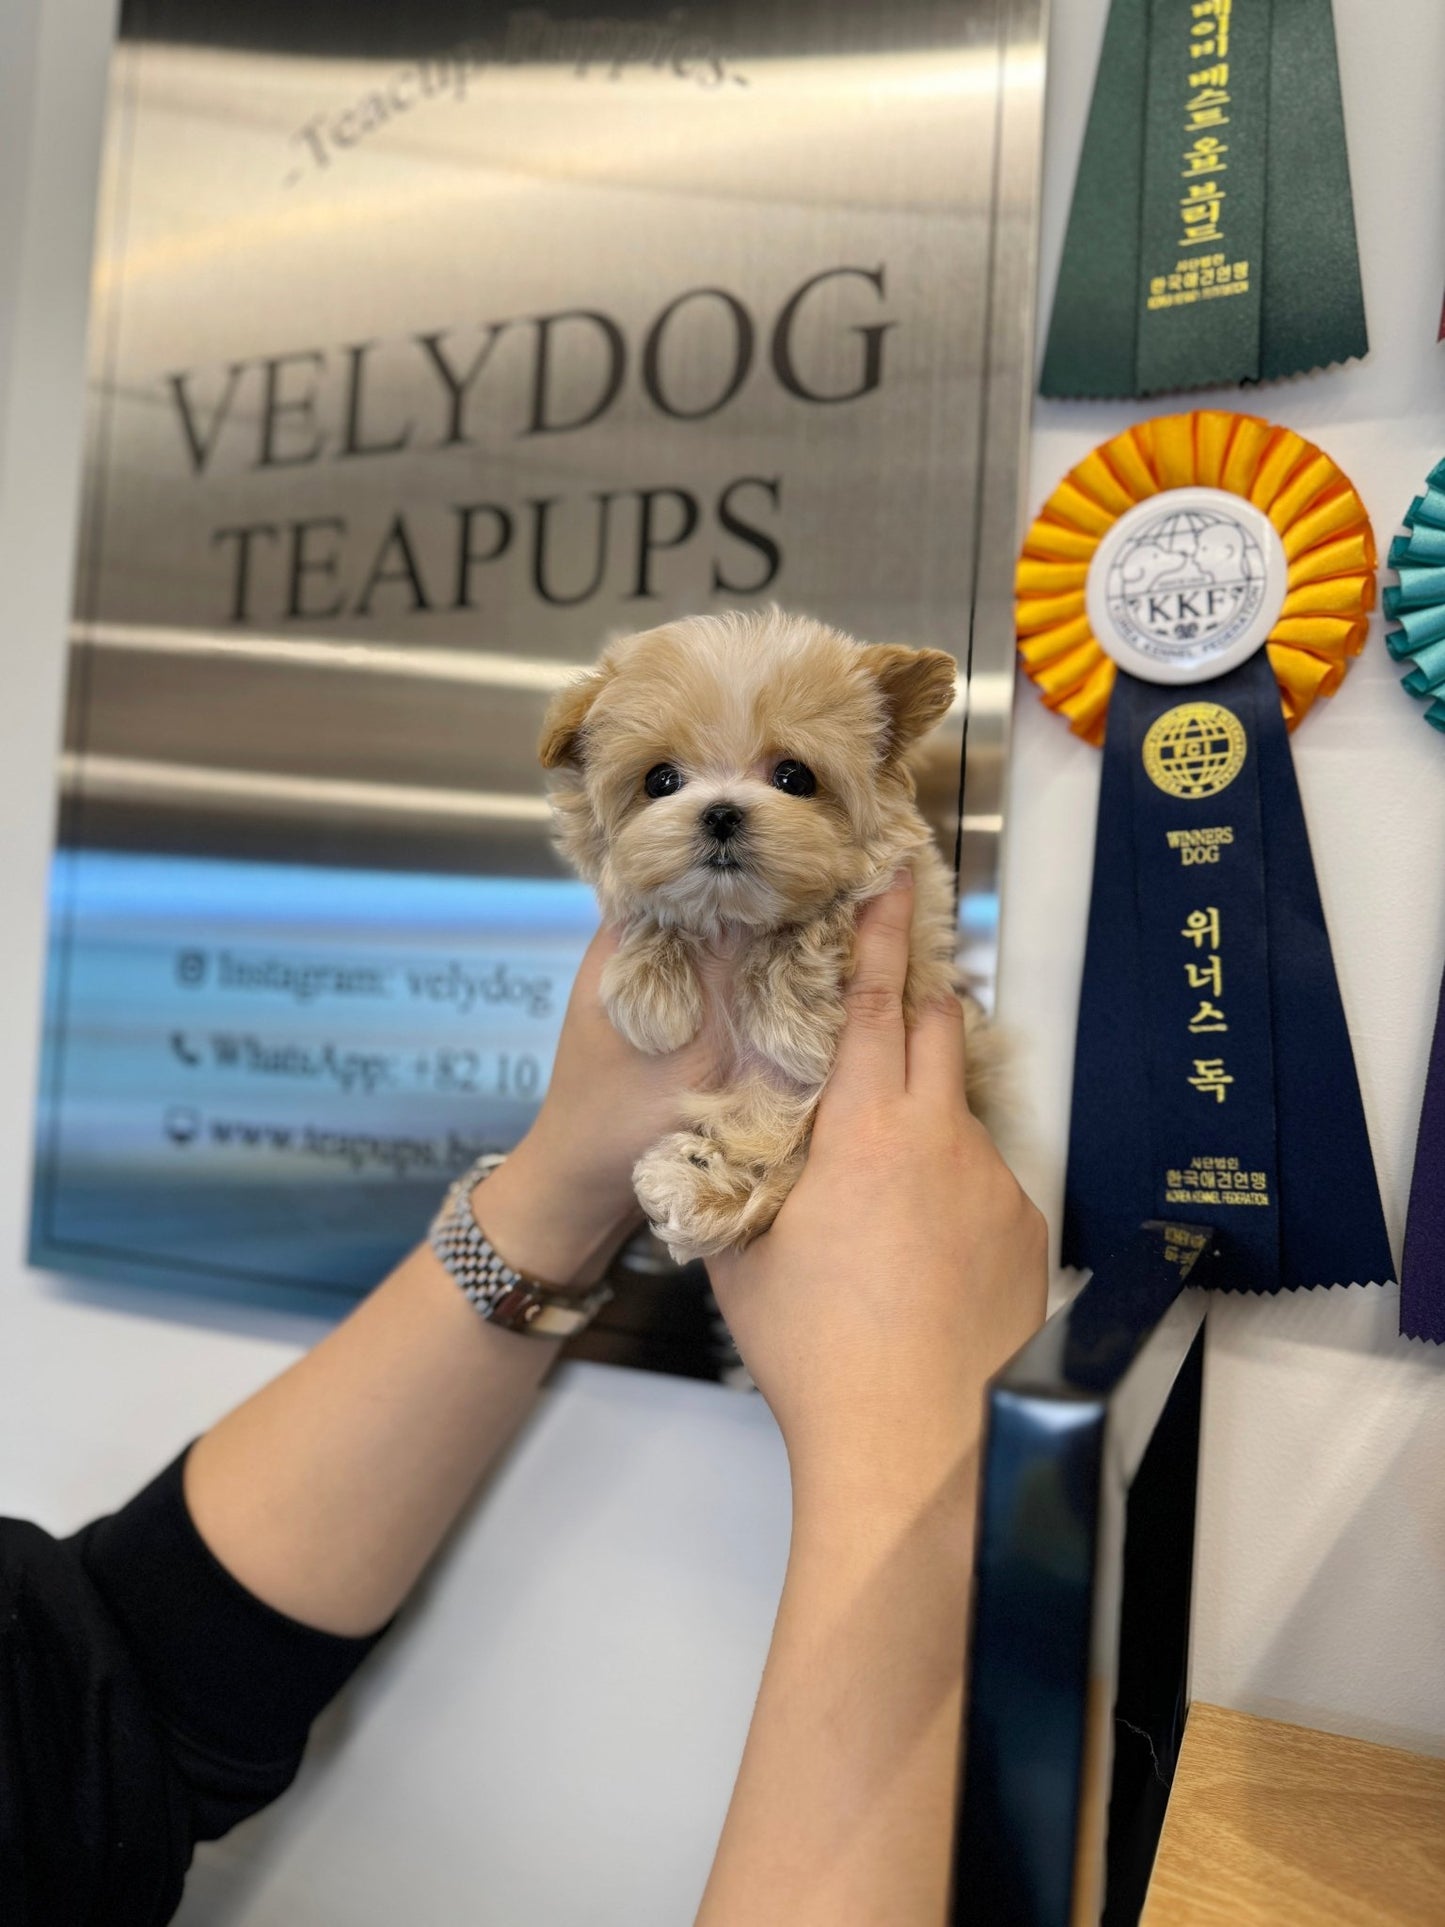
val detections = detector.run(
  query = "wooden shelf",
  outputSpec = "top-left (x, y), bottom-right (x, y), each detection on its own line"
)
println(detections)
top-left (1144, 1702), bottom-right (1445, 1925)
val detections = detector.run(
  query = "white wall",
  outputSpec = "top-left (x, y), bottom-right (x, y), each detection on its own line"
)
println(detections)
top-left (0, 3), bottom-right (1440, 1923)
top-left (1006, 0), bottom-right (1445, 1761)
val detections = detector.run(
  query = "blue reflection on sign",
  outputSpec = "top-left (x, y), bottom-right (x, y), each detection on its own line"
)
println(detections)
top-left (31, 852), bottom-right (596, 1296)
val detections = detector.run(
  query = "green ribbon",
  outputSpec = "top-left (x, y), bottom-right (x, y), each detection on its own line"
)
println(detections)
top-left (1042, 0), bottom-right (1368, 399)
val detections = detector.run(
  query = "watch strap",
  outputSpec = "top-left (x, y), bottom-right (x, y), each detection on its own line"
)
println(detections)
top-left (429, 1153), bottom-right (614, 1339)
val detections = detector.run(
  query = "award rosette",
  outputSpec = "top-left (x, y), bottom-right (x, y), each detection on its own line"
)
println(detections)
top-left (1384, 465), bottom-right (1445, 1342)
top-left (1384, 458), bottom-right (1445, 733)
top-left (1020, 410), bottom-right (1392, 1298)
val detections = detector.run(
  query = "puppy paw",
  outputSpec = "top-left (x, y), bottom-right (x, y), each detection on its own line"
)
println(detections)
top-left (734, 909), bottom-right (849, 1087)
top-left (634, 1133), bottom-right (773, 1264)
top-left (601, 937), bottom-right (703, 1055)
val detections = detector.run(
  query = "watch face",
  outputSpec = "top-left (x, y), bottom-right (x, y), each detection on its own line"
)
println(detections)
top-left (1085, 486), bottom-right (1288, 686)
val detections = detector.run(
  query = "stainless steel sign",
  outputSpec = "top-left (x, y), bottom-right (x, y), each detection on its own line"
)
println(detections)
top-left (185, 269), bottom-right (885, 624)
top-left (33, 0), bottom-right (1046, 1373)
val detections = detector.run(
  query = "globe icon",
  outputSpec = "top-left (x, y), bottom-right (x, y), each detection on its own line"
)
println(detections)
top-left (1141, 507), bottom-right (1235, 568)
top-left (1111, 507), bottom-right (1257, 609)
top-left (1142, 702), bottom-right (1246, 799)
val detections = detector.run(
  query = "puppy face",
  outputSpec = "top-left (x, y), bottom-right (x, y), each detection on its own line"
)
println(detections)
top-left (540, 612), bottom-right (957, 934)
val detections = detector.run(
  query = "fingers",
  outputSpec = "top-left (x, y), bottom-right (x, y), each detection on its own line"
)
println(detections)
top-left (823, 871), bottom-right (914, 1113)
top-left (905, 990), bottom-right (971, 1111)
top-left (704, 1249), bottom-right (740, 1296)
top-left (569, 923), bottom-right (622, 1003)
top-left (585, 922), bottom-right (624, 970)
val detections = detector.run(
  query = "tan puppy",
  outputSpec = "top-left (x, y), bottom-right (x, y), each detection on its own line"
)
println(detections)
top-left (540, 608), bottom-right (997, 1262)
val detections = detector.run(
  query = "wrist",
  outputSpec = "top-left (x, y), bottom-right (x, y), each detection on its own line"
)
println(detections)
top-left (786, 1458), bottom-right (978, 1623)
top-left (786, 1421), bottom-right (985, 1549)
top-left (470, 1132), bottom-right (639, 1291)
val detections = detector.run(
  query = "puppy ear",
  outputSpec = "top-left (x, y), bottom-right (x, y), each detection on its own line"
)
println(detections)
top-left (539, 668), bottom-right (610, 770)
top-left (858, 644), bottom-right (958, 756)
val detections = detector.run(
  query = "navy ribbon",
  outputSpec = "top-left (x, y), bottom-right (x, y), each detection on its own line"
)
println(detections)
top-left (1401, 967), bottom-right (1445, 1342)
top-left (1064, 651), bottom-right (1392, 1295)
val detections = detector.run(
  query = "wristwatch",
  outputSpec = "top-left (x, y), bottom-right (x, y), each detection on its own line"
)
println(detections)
top-left (428, 1152), bottom-right (615, 1339)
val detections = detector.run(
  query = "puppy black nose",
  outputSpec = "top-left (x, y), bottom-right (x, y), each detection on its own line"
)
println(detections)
top-left (701, 803), bottom-right (744, 843)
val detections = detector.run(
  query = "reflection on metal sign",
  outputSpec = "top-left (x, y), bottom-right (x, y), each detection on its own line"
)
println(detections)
top-left (32, 0), bottom-right (1046, 1378)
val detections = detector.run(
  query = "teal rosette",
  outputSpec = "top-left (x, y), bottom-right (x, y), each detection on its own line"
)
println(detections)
top-left (1385, 459), bottom-right (1445, 1343)
top-left (1384, 459), bottom-right (1445, 730)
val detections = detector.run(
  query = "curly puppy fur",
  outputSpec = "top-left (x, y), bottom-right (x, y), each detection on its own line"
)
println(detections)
top-left (540, 608), bottom-right (1002, 1262)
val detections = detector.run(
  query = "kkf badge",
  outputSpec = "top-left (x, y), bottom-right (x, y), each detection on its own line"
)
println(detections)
top-left (1018, 411), bottom-right (1391, 1301)
top-left (1087, 488), bottom-right (1286, 685)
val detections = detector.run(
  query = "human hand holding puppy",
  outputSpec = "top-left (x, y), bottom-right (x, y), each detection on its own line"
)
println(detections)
top-left (709, 869), bottom-right (1047, 1521)
top-left (473, 922), bottom-right (727, 1289)
top-left (539, 609), bottom-right (1004, 1264)
top-left (698, 873), bottom-right (1047, 1927)
top-left (484, 874), bottom-right (1045, 1927)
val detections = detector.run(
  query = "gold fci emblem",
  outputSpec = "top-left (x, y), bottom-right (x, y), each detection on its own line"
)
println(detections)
top-left (1141, 701), bottom-right (1247, 800)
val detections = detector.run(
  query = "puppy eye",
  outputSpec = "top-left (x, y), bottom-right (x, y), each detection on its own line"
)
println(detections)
top-left (643, 763), bottom-right (685, 800)
top-left (770, 759), bottom-right (817, 798)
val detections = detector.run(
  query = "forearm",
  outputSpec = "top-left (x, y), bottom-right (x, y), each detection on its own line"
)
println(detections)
top-left (698, 1453), bottom-right (980, 1927)
top-left (184, 1138), bottom-right (633, 1639)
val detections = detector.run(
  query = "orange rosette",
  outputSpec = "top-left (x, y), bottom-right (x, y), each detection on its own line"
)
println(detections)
top-left (1015, 411), bottom-right (1376, 745)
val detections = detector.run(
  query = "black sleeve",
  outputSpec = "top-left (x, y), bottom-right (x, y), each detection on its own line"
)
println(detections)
top-left (0, 1450), bottom-right (385, 1927)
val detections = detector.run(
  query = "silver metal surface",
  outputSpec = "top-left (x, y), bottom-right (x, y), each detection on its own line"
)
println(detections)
top-left (36, 0), bottom-right (1047, 1344)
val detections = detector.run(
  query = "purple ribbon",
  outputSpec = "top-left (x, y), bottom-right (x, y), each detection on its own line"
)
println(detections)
top-left (1401, 962), bottom-right (1445, 1343)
